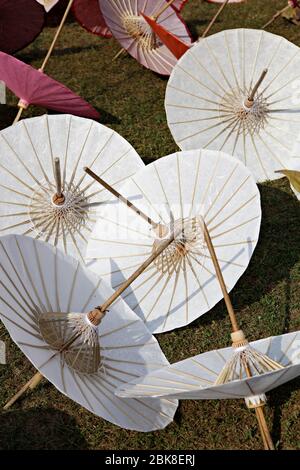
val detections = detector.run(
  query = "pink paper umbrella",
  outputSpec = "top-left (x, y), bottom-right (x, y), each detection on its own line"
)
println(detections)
top-left (72, 0), bottom-right (112, 38)
top-left (100, 0), bottom-right (192, 75)
top-left (0, 0), bottom-right (45, 54)
top-left (172, 0), bottom-right (189, 11)
top-left (0, 52), bottom-right (99, 122)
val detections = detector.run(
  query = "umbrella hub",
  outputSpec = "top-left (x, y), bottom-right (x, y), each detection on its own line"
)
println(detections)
top-left (122, 14), bottom-right (161, 50)
top-left (219, 88), bottom-right (269, 136)
top-left (29, 181), bottom-right (89, 238)
top-left (38, 311), bottom-right (102, 374)
top-left (152, 216), bottom-right (205, 274)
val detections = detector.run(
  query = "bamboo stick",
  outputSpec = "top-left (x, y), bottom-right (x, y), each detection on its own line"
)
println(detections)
top-left (13, 106), bottom-right (24, 124)
top-left (201, 0), bottom-right (230, 39)
top-left (39, 0), bottom-right (74, 72)
top-left (84, 167), bottom-right (167, 236)
top-left (153, 0), bottom-right (177, 22)
top-left (3, 372), bottom-right (43, 410)
top-left (244, 69), bottom-right (268, 108)
top-left (262, 5), bottom-right (290, 29)
top-left (202, 220), bottom-right (239, 332)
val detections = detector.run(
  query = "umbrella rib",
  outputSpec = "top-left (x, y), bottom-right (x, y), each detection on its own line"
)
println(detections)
top-left (81, 277), bottom-right (102, 312)
top-left (176, 63), bottom-right (224, 100)
top-left (54, 248), bottom-right (60, 313)
top-left (249, 134), bottom-right (269, 180)
top-left (129, 270), bottom-right (166, 312)
top-left (249, 30), bottom-right (264, 90)
top-left (162, 257), bottom-right (183, 330)
top-left (213, 239), bottom-right (258, 249)
top-left (0, 307), bottom-right (41, 337)
top-left (62, 115), bottom-right (72, 188)
top-left (255, 132), bottom-right (289, 169)
top-left (33, 242), bottom-right (53, 312)
top-left (204, 39), bottom-right (236, 95)
top-left (131, 179), bottom-right (165, 224)
top-left (167, 83), bottom-right (224, 107)
top-left (66, 261), bottom-right (79, 313)
top-left (208, 193), bottom-right (258, 233)
top-left (190, 358), bottom-right (219, 377)
top-left (102, 356), bottom-right (166, 368)
top-left (204, 163), bottom-right (239, 219)
top-left (199, 154), bottom-right (220, 209)
top-left (277, 333), bottom-right (299, 364)
top-left (211, 215), bottom-right (260, 241)
top-left (77, 375), bottom-right (119, 422)
top-left (153, 164), bottom-right (171, 225)
top-left (206, 175), bottom-right (251, 227)
top-left (22, 120), bottom-right (52, 188)
top-left (224, 30), bottom-right (240, 90)
top-left (99, 319), bottom-right (140, 339)
top-left (99, 213), bottom-right (152, 239)
top-left (262, 49), bottom-right (300, 97)
top-left (143, 266), bottom-right (177, 322)
top-left (0, 184), bottom-right (31, 200)
top-left (185, 253), bottom-right (210, 309)
top-left (15, 237), bottom-right (45, 310)
top-left (0, 279), bottom-right (38, 324)
top-left (200, 252), bottom-right (245, 269)
top-left (182, 256), bottom-right (189, 324)
top-left (87, 251), bottom-right (150, 261)
top-left (188, 149), bottom-right (202, 219)
top-left (189, 50), bottom-right (230, 97)
top-left (69, 121), bottom-right (94, 187)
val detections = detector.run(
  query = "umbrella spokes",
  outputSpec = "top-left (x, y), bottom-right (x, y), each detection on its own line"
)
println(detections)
top-left (39, 311), bottom-right (102, 374)
top-left (122, 14), bottom-right (160, 51)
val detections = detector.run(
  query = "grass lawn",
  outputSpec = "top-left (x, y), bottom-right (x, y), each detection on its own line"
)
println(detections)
top-left (0, 0), bottom-right (300, 450)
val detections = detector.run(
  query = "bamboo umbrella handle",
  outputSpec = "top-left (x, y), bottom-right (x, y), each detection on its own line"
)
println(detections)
top-left (255, 407), bottom-right (275, 450)
top-left (201, 0), bottom-right (230, 39)
top-left (262, 5), bottom-right (291, 29)
top-left (13, 106), bottom-right (24, 124)
top-left (153, 0), bottom-right (177, 22)
top-left (84, 167), bottom-right (167, 236)
top-left (40, 0), bottom-right (74, 72)
top-left (3, 372), bottom-right (43, 410)
top-left (202, 221), bottom-right (239, 332)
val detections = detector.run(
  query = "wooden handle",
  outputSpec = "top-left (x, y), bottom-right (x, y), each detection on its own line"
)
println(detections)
top-left (201, 0), bottom-right (230, 39)
top-left (153, 0), bottom-right (176, 21)
top-left (245, 69), bottom-right (268, 107)
top-left (202, 220), bottom-right (239, 332)
top-left (262, 5), bottom-right (291, 29)
top-left (84, 167), bottom-right (163, 231)
top-left (40, 0), bottom-right (74, 72)
top-left (53, 158), bottom-right (65, 204)
top-left (3, 372), bottom-right (43, 409)
top-left (92, 227), bottom-right (181, 322)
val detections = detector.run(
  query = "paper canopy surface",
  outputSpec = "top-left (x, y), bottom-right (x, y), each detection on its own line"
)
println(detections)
top-left (72, 0), bottom-right (112, 38)
top-left (0, 52), bottom-right (99, 120)
top-left (0, 0), bottom-right (45, 54)
top-left (0, 114), bottom-right (143, 262)
top-left (86, 149), bottom-right (261, 333)
top-left (165, 28), bottom-right (300, 182)
top-left (0, 234), bottom-right (178, 431)
top-left (100, 0), bottom-right (192, 75)
top-left (117, 331), bottom-right (300, 400)
top-left (36, 0), bottom-right (59, 11)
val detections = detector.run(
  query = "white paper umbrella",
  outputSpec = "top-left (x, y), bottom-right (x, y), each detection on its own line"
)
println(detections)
top-left (100, 0), bottom-right (192, 75)
top-left (165, 28), bottom-right (300, 182)
top-left (116, 331), bottom-right (300, 400)
top-left (36, 0), bottom-right (59, 11)
top-left (86, 149), bottom-right (261, 334)
top-left (0, 114), bottom-right (143, 262)
top-left (0, 234), bottom-right (178, 431)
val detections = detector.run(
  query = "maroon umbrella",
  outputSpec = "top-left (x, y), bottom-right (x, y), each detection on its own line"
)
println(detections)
top-left (72, 0), bottom-right (112, 38)
top-left (0, 52), bottom-right (100, 122)
top-left (0, 0), bottom-right (45, 54)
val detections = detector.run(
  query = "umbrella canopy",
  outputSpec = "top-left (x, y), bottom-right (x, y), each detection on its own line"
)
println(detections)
top-left (117, 330), bottom-right (300, 400)
top-left (86, 149), bottom-right (261, 333)
top-left (0, 234), bottom-right (178, 431)
top-left (169, 0), bottom-right (188, 11)
top-left (0, 81), bottom-right (5, 104)
top-left (0, 0), bottom-right (45, 54)
top-left (165, 28), bottom-right (300, 182)
top-left (36, 0), bottom-right (59, 11)
top-left (0, 52), bottom-right (99, 120)
top-left (73, 0), bottom-right (112, 38)
top-left (100, 0), bottom-right (192, 75)
top-left (206, 0), bottom-right (243, 3)
top-left (0, 114), bottom-right (143, 262)
top-left (275, 157), bottom-right (300, 200)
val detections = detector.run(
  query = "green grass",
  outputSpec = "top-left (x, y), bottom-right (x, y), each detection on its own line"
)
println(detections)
top-left (0, 0), bottom-right (300, 450)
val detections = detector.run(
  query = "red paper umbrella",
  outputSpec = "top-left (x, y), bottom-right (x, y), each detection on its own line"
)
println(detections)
top-left (0, 0), bottom-right (45, 54)
top-left (0, 52), bottom-right (99, 122)
top-left (72, 0), bottom-right (112, 38)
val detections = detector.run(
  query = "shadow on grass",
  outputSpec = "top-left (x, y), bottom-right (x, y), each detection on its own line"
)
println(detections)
top-left (186, 184), bottom-right (300, 332)
top-left (268, 376), bottom-right (300, 449)
top-left (0, 407), bottom-right (88, 450)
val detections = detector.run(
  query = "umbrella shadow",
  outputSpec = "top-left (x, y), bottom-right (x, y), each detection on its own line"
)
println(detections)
top-left (185, 19), bottom-right (210, 40)
top-left (17, 45), bottom-right (103, 65)
top-left (0, 105), bottom-right (18, 130)
top-left (186, 184), bottom-right (300, 331)
top-left (0, 407), bottom-right (88, 450)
